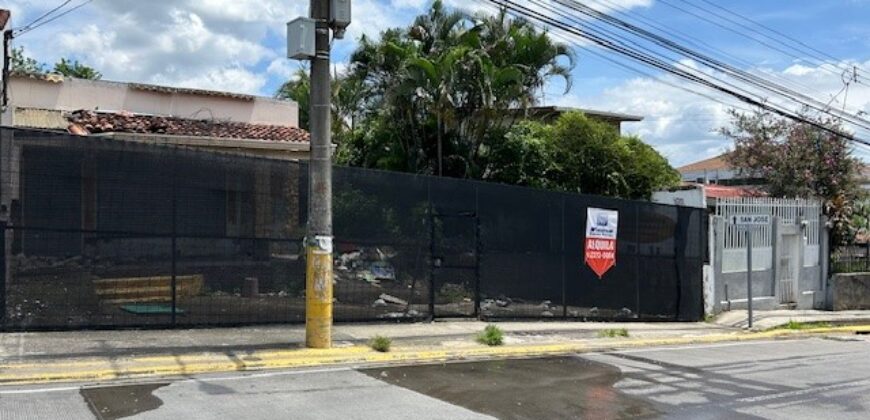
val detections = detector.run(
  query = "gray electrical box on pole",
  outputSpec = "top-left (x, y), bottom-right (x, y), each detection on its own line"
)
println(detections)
top-left (330, 0), bottom-right (351, 26)
top-left (287, 17), bottom-right (316, 60)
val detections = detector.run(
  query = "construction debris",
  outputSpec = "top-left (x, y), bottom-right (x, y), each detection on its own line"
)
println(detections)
top-left (379, 293), bottom-right (408, 306)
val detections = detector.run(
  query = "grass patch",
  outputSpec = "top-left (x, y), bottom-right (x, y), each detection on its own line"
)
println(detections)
top-left (704, 314), bottom-right (716, 323)
top-left (369, 335), bottom-right (392, 352)
top-left (477, 325), bottom-right (504, 346)
top-left (598, 328), bottom-right (630, 338)
top-left (775, 320), bottom-right (833, 331)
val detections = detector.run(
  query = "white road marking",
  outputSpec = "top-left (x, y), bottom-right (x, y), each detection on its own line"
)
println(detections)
top-left (583, 339), bottom-right (788, 356)
top-left (0, 385), bottom-right (82, 395)
top-left (736, 378), bottom-right (870, 403)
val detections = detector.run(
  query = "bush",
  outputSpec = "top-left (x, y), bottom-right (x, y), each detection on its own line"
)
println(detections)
top-left (477, 325), bottom-right (504, 346)
top-left (598, 328), bottom-right (629, 338)
top-left (369, 335), bottom-right (392, 352)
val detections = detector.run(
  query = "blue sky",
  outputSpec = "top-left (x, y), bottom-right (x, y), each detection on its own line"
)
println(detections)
top-left (5, 0), bottom-right (870, 166)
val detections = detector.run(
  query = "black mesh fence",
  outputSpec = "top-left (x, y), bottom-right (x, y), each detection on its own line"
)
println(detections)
top-left (0, 128), bottom-right (705, 330)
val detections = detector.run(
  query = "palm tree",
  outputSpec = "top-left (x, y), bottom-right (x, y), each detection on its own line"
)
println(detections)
top-left (276, 68), bottom-right (311, 129)
top-left (331, 2), bottom-right (576, 177)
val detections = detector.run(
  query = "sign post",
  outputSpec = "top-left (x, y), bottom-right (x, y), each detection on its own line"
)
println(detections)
top-left (729, 214), bottom-right (770, 329)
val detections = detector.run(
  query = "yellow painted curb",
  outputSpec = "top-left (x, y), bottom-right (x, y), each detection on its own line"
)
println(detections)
top-left (1, 325), bottom-right (867, 386)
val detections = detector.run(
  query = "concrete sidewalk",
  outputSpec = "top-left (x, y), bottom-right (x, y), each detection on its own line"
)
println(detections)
top-left (1, 312), bottom-right (869, 386)
top-left (0, 320), bottom-right (730, 362)
top-left (714, 309), bottom-right (870, 329)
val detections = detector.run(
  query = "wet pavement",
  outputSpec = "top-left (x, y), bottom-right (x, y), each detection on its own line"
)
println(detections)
top-left (80, 383), bottom-right (168, 419)
top-left (2, 336), bottom-right (870, 419)
top-left (364, 357), bottom-right (659, 419)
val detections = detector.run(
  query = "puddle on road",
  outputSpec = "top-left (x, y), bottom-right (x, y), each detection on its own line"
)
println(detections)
top-left (365, 357), bottom-right (659, 420)
top-left (80, 383), bottom-right (168, 419)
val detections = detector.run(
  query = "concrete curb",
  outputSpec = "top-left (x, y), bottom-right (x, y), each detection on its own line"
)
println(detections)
top-left (1, 325), bottom-right (868, 386)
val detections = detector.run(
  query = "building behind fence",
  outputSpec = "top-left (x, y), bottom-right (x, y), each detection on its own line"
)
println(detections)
top-left (0, 128), bottom-right (705, 330)
top-left (710, 197), bottom-right (827, 313)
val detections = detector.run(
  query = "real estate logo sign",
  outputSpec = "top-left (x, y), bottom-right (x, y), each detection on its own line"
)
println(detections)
top-left (585, 208), bottom-right (618, 279)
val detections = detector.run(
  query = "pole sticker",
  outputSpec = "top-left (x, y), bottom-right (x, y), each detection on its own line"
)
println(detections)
top-left (585, 208), bottom-right (619, 279)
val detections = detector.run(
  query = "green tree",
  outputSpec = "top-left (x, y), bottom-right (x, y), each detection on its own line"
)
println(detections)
top-left (276, 66), bottom-right (367, 141)
top-left (333, 1), bottom-right (574, 177)
top-left (11, 48), bottom-right (102, 80)
top-left (484, 121), bottom-right (550, 188)
top-left (276, 68), bottom-right (311, 130)
top-left (53, 58), bottom-right (102, 80)
top-left (498, 112), bottom-right (678, 199)
top-left (10, 47), bottom-right (46, 74)
top-left (723, 109), bottom-right (864, 244)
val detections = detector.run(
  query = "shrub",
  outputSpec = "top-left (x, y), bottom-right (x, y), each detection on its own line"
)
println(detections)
top-left (477, 325), bottom-right (504, 346)
top-left (369, 335), bottom-right (392, 352)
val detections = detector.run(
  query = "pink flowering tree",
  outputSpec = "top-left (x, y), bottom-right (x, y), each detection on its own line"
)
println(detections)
top-left (722, 109), bottom-right (865, 244)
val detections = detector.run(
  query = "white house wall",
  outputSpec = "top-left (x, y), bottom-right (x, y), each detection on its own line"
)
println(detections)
top-left (6, 76), bottom-right (300, 128)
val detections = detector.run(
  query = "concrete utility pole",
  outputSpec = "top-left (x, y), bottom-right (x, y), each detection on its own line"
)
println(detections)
top-left (289, 0), bottom-right (350, 349)
top-left (305, 0), bottom-right (334, 349)
top-left (1, 9), bottom-right (11, 115)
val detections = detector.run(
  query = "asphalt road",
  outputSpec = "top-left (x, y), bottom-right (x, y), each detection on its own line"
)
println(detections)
top-left (1, 336), bottom-right (869, 419)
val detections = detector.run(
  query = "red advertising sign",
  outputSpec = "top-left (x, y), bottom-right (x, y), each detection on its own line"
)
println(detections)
top-left (585, 208), bottom-right (619, 278)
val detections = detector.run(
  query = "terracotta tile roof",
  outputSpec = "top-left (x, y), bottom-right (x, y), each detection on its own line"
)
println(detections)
top-left (677, 153), bottom-right (732, 173)
top-left (10, 71), bottom-right (65, 83)
top-left (1, 9), bottom-right (11, 29)
top-left (701, 184), bottom-right (766, 199)
top-left (67, 110), bottom-right (309, 143)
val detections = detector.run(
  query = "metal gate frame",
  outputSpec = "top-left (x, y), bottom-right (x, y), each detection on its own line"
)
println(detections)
top-left (428, 210), bottom-right (481, 320)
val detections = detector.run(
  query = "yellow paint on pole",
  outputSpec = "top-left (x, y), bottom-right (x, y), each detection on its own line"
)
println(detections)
top-left (306, 239), bottom-right (333, 349)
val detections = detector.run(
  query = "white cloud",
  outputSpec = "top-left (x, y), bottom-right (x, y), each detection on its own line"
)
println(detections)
top-left (8, 0), bottom-right (295, 95)
top-left (552, 59), bottom-right (870, 166)
top-left (266, 58), bottom-right (296, 79)
top-left (391, 0), bottom-right (428, 9)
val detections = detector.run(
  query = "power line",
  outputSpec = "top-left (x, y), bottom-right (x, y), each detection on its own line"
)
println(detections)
top-left (540, 23), bottom-right (755, 115)
top-left (481, 0), bottom-right (870, 148)
top-left (686, 0), bottom-right (867, 79)
top-left (14, 0), bottom-right (94, 37)
top-left (548, 0), bottom-right (870, 131)
top-left (585, 0), bottom-right (842, 104)
top-left (12, 0), bottom-right (73, 35)
top-left (654, 0), bottom-right (848, 81)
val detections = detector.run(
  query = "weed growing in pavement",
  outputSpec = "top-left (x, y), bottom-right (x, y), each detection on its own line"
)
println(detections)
top-left (369, 335), bottom-right (392, 352)
top-left (780, 320), bottom-right (832, 331)
top-left (598, 328), bottom-right (629, 338)
top-left (477, 325), bottom-right (504, 346)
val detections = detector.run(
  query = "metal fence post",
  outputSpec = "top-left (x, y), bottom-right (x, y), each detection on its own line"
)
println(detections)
top-left (171, 166), bottom-right (177, 327)
top-left (474, 213), bottom-right (481, 319)
top-left (428, 203), bottom-right (436, 321)
top-left (747, 229), bottom-right (753, 329)
top-left (561, 196), bottom-right (567, 319)
top-left (0, 221), bottom-right (5, 328)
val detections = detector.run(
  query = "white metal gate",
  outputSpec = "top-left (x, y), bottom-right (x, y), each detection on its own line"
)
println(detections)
top-left (714, 197), bottom-right (822, 305)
